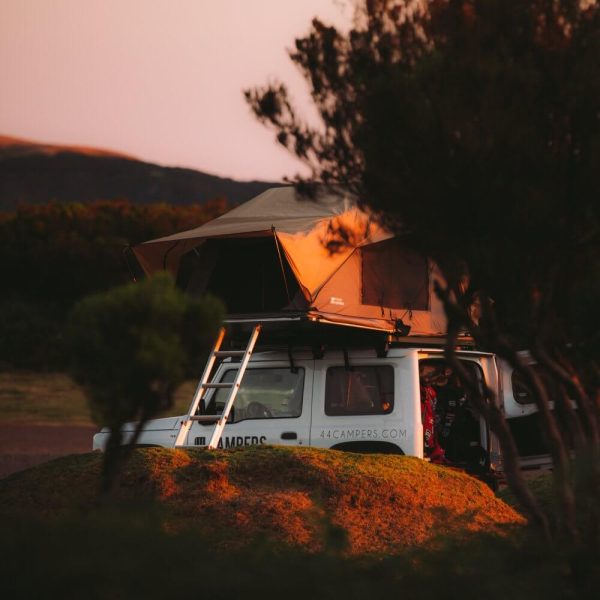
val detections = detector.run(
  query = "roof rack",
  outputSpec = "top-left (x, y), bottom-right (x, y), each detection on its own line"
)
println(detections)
top-left (222, 312), bottom-right (474, 357)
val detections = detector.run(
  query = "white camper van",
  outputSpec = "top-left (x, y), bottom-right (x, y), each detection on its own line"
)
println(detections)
top-left (93, 321), bottom-right (507, 486)
top-left (97, 187), bottom-right (552, 482)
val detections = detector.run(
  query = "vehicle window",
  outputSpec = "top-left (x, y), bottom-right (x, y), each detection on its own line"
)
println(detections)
top-left (325, 366), bottom-right (394, 416)
top-left (511, 365), bottom-right (549, 405)
top-left (206, 368), bottom-right (304, 422)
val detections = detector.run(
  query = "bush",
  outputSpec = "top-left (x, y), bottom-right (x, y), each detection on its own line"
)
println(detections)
top-left (67, 273), bottom-right (223, 491)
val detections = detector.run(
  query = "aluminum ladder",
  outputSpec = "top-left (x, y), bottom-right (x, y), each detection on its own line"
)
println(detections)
top-left (174, 324), bottom-right (261, 449)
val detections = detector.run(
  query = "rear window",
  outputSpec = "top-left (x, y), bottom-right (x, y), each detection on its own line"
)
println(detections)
top-left (325, 366), bottom-right (394, 416)
top-left (511, 365), bottom-right (550, 405)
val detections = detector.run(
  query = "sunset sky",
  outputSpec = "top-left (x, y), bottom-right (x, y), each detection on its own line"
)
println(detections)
top-left (0, 0), bottom-right (351, 181)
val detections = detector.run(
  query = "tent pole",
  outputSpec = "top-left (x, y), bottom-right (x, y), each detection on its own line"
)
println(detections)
top-left (122, 245), bottom-right (138, 283)
top-left (272, 226), bottom-right (292, 305)
top-left (162, 241), bottom-right (180, 271)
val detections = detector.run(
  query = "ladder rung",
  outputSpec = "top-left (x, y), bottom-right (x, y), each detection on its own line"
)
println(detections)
top-left (214, 350), bottom-right (246, 358)
top-left (202, 382), bottom-right (235, 389)
top-left (189, 415), bottom-right (225, 423)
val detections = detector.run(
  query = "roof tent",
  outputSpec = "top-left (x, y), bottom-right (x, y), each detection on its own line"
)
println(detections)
top-left (133, 187), bottom-right (447, 336)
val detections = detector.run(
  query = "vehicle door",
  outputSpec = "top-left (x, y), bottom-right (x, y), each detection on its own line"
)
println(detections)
top-left (496, 355), bottom-right (554, 469)
top-left (310, 350), bottom-right (420, 456)
top-left (188, 357), bottom-right (313, 449)
top-left (496, 354), bottom-right (553, 418)
top-left (418, 351), bottom-right (499, 472)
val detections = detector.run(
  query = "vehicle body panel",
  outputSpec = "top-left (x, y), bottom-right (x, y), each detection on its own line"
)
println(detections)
top-left (93, 347), bottom-right (510, 475)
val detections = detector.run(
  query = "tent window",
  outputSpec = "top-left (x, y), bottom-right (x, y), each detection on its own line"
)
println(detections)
top-left (177, 237), bottom-right (305, 313)
top-left (361, 239), bottom-right (429, 310)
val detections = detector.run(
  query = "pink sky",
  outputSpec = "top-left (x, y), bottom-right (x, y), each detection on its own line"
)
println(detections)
top-left (0, 0), bottom-right (351, 181)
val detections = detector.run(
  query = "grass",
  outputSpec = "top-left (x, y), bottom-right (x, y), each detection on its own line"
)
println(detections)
top-left (0, 446), bottom-right (524, 554)
top-left (0, 513), bottom-right (576, 600)
top-left (0, 371), bottom-right (195, 425)
top-left (0, 446), bottom-right (596, 599)
top-left (0, 372), bottom-right (90, 424)
top-left (499, 472), bottom-right (556, 516)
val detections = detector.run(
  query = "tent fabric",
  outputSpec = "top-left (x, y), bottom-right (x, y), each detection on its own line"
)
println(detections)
top-left (133, 186), bottom-right (448, 336)
top-left (276, 205), bottom-right (391, 298)
top-left (133, 186), bottom-right (371, 277)
top-left (140, 186), bottom-right (360, 240)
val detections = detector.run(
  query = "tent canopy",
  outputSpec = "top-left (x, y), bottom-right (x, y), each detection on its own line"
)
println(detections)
top-left (133, 186), bottom-right (447, 335)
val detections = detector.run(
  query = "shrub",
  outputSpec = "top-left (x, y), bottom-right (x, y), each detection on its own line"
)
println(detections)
top-left (67, 273), bottom-right (223, 491)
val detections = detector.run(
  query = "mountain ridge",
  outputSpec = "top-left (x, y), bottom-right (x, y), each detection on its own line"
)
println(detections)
top-left (0, 135), bottom-right (279, 209)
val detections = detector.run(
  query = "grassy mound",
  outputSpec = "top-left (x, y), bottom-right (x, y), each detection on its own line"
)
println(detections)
top-left (0, 446), bottom-right (523, 555)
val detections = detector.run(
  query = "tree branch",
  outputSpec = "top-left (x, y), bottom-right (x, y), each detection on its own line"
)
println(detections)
top-left (435, 282), bottom-right (551, 539)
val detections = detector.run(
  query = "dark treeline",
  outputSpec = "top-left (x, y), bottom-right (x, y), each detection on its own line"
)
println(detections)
top-left (0, 199), bottom-right (228, 369)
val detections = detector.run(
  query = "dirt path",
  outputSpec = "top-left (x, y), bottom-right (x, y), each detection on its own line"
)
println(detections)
top-left (0, 422), bottom-right (98, 479)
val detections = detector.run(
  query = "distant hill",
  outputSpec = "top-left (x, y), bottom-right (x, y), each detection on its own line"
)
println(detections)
top-left (0, 135), bottom-right (279, 209)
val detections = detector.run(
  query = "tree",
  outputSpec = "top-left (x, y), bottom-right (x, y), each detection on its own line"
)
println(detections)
top-left (68, 273), bottom-right (224, 493)
top-left (0, 199), bottom-right (228, 370)
top-left (247, 0), bottom-right (599, 550)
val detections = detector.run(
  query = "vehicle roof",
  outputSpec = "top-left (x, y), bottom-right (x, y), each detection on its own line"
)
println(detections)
top-left (235, 346), bottom-right (494, 363)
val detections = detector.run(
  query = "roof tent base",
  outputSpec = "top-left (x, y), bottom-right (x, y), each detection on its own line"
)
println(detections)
top-left (222, 312), bottom-right (473, 356)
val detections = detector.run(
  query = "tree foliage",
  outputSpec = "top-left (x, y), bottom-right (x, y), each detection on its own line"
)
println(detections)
top-left (0, 199), bottom-right (227, 312)
top-left (248, 0), bottom-right (599, 347)
top-left (0, 199), bottom-right (227, 369)
top-left (68, 273), bottom-right (224, 492)
top-left (247, 0), bottom-right (599, 552)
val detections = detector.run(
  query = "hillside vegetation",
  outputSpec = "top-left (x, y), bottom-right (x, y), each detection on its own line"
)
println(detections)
top-left (0, 446), bottom-right (522, 554)
top-left (0, 200), bottom-right (228, 370)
